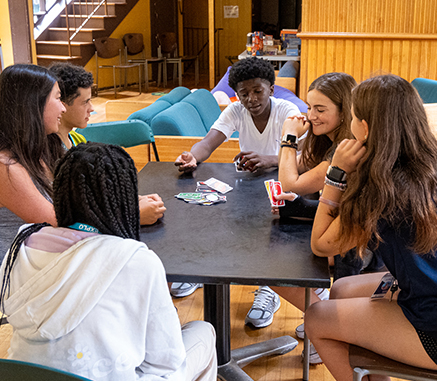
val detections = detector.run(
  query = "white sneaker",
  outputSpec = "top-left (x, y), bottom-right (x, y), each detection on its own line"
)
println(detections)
top-left (301, 343), bottom-right (323, 365)
top-left (295, 288), bottom-right (330, 339)
top-left (245, 286), bottom-right (281, 328)
top-left (170, 283), bottom-right (203, 298)
top-left (315, 288), bottom-right (330, 301)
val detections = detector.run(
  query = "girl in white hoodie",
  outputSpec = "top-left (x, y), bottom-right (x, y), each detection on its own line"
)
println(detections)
top-left (0, 142), bottom-right (217, 381)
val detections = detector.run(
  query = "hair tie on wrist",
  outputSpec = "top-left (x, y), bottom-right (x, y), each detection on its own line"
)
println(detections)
top-left (319, 197), bottom-right (340, 208)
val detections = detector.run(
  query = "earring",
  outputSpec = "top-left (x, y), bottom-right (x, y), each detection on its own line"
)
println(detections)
top-left (364, 134), bottom-right (367, 141)
top-left (340, 119), bottom-right (344, 124)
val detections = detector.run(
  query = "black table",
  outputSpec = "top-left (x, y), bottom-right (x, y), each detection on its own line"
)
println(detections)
top-left (138, 162), bottom-right (330, 381)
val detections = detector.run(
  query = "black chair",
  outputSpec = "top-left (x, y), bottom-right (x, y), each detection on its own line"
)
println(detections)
top-left (94, 37), bottom-right (141, 98)
top-left (123, 33), bottom-right (166, 92)
top-left (158, 32), bottom-right (199, 87)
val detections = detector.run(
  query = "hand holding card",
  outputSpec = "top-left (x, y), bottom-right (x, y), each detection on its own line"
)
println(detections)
top-left (264, 179), bottom-right (285, 207)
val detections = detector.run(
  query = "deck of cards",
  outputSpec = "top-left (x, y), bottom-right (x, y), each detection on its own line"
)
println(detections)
top-left (264, 179), bottom-right (285, 207)
top-left (175, 179), bottom-right (231, 206)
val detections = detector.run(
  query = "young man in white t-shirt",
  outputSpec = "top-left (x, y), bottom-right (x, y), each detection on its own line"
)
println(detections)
top-left (175, 57), bottom-right (300, 173)
top-left (173, 58), bottom-right (301, 329)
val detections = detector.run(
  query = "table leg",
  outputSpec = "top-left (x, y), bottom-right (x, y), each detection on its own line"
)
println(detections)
top-left (204, 284), bottom-right (231, 365)
top-left (303, 287), bottom-right (311, 381)
top-left (204, 284), bottom-right (298, 381)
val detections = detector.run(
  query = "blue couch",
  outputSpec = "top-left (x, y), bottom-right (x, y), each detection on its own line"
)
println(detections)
top-left (411, 78), bottom-right (437, 104)
top-left (128, 86), bottom-right (227, 137)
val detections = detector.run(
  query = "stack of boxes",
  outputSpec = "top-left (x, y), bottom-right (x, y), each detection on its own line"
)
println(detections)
top-left (280, 29), bottom-right (301, 57)
top-left (245, 30), bottom-right (300, 57)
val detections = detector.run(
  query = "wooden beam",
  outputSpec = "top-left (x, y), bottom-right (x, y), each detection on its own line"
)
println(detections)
top-left (208, 0), bottom-right (215, 89)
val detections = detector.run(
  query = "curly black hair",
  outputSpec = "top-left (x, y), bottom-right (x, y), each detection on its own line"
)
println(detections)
top-left (228, 57), bottom-right (275, 91)
top-left (49, 63), bottom-right (94, 105)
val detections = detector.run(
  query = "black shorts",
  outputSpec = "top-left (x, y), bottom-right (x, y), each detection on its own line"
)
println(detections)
top-left (417, 329), bottom-right (437, 365)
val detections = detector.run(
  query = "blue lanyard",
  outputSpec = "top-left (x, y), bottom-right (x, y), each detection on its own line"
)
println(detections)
top-left (68, 223), bottom-right (100, 234)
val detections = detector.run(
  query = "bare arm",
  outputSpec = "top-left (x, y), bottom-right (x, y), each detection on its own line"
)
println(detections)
top-left (278, 117), bottom-right (329, 194)
top-left (175, 129), bottom-right (226, 172)
top-left (311, 139), bottom-right (367, 257)
top-left (0, 161), bottom-right (57, 225)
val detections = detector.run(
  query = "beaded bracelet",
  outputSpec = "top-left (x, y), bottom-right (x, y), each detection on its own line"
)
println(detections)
top-left (324, 176), bottom-right (347, 191)
top-left (319, 196), bottom-right (340, 208)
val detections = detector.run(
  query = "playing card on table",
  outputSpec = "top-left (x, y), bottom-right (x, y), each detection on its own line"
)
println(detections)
top-left (175, 191), bottom-right (226, 205)
top-left (264, 179), bottom-right (285, 207)
top-left (204, 178), bottom-right (233, 194)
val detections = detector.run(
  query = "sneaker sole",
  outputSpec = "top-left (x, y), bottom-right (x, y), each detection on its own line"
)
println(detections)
top-left (245, 297), bottom-right (281, 328)
top-left (171, 284), bottom-right (203, 298)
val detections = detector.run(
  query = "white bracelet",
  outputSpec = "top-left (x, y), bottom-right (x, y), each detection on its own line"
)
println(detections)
top-left (324, 176), bottom-right (347, 191)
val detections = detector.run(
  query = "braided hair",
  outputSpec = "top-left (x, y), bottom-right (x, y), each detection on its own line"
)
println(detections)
top-left (0, 223), bottom-right (50, 323)
top-left (53, 142), bottom-right (140, 240)
top-left (0, 143), bottom-right (140, 325)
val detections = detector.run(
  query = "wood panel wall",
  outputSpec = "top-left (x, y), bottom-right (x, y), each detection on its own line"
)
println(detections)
top-left (298, 0), bottom-right (437, 98)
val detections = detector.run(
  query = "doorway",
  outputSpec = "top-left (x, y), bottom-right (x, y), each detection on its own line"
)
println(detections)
top-left (252, 0), bottom-right (301, 39)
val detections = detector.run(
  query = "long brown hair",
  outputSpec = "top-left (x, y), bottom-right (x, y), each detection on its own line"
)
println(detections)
top-left (0, 64), bottom-right (64, 198)
top-left (339, 75), bottom-right (437, 255)
top-left (301, 72), bottom-right (356, 170)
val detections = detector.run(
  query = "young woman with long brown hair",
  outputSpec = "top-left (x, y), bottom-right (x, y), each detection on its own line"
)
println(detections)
top-left (306, 74), bottom-right (437, 379)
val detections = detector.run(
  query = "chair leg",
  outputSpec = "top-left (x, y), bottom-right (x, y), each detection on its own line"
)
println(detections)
top-left (195, 57), bottom-right (199, 87)
top-left (113, 66), bottom-right (117, 98)
top-left (178, 61), bottom-right (182, 87)
top-left (163, 58), bottom-right (167, 87)
top-left (152, 142), bottom-right (160, 162)
top-left (138, 65), bottom-right (141, 95)
top-left (144, 62), bottom-right (149, 93)
top-left (157, 62), bottom-right (162, 87)
top-left (95, 51), bottom-right (99, 96)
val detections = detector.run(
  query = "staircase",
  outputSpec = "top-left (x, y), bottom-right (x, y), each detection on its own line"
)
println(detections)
top-left (36, 0), bottom-right (139, 67)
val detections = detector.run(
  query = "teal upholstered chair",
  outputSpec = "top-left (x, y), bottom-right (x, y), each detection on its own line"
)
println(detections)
top-left (80, 119), bottom-right (159, 161)
top-left (150, 88), bottom-right (224, 136)
top-left (411, 78), bottom-right (437, 104)
top-left (0, 359), bottom-right (91, 380)
top-left (128, 86), bottom-right (191, 126)
top-left (349, 344), bottom-right (437, 381)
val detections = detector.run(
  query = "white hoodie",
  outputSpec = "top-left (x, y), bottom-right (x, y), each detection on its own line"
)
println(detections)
top-left (1, 227), bottom-right (187, 380)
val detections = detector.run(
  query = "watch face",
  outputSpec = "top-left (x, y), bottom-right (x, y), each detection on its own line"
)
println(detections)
top-left (282, 134), bottom-right (297, 144)
top-left (328, 166), bottom-right (346, 182)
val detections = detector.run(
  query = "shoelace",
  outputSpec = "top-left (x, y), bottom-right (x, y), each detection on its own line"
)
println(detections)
top-left (252, 288), bottom-right (275, 309)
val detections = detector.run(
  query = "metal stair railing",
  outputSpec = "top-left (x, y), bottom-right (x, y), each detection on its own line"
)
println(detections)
top-left (64, 0), bottom-right (108, 57)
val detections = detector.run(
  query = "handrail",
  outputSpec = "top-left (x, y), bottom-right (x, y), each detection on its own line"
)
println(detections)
top-left (65, 0), bottom-right (107, 57)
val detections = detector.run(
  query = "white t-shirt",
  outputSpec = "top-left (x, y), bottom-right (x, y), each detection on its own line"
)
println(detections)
top-left (211, 97), bottom-right (300, 155)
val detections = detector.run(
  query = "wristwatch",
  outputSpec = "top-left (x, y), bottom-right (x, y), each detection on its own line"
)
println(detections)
top-left (281, 134), bottom-right (297, 145)
top-left (326, 165), bottom-right (347, 183)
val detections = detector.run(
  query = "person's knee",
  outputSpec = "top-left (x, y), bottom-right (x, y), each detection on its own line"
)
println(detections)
top-left (330, 276), bottom-right (354, 299)
top-left (182, 320), bottom-right (216, 352)
top-left (304, 301), bottom-right (325, 339)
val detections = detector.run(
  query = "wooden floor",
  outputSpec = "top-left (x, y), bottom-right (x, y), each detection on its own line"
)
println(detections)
top-left (0, 74), bottom-right (403, 380)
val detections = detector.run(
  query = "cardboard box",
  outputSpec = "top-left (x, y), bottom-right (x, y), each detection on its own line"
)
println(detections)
top-left (286, 48), bottom-right (299, 56)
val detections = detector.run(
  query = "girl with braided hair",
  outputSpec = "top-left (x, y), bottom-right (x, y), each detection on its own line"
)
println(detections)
top-left (0, 64), bottom-right (165, 265)
top-left (0, 142), bottom-right (217, 381)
